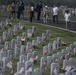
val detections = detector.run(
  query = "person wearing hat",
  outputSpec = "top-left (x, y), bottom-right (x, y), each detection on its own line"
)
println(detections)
top-left (43, 5), bottom-right (49, 23)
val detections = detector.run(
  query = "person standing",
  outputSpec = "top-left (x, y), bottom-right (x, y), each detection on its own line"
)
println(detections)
top-left (64, 10), bottom-right (71, 29)
top-left (11, 1), bottom-right (16, 19)
top-left (20, 1), bottom-right (25, 19)
top-left (52, 5), bottom-right (59, 24)
top-left (29, 3), bottom-right (34, 22)
top-left (43, 5), bottom-right (49, 23)
top-left (7, 2), bottom-right (12, 19)
top-left (16, 1), bottom-right (22, 20)
top-left (36, 1), bottom-right (43, 20)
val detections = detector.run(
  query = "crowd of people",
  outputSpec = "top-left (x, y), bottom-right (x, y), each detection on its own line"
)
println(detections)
top-left (7, 1), bottom-right (24, 20)
top-left (7, 1), bottom-right (71, 29)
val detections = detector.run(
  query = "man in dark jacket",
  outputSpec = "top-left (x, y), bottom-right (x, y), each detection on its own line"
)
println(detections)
top-left (11, 1), bottom-right (16, 19)
top-left (36, 1), bottom-right (43, 20)
top-left (20, 2), bottom-right (25, 19)
top-left (17, 1), bottom-right (22, 20)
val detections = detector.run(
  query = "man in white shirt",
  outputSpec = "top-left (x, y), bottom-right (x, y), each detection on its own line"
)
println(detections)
top-left (64, 10), bottom-right (71, 29)
top-left (52, 5), bottom-right (59, 24)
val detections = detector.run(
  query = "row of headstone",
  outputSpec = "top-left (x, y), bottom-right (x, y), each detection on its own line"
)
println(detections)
top-left (0, 41), bottom-right (75, 75)
top-left (19, 51), bottom-right (38, 63)
top-left (41, 29), bottom-right (52, 42)
top-left (52, 42), bottom-right (76, 63)
top-left (59, 67), bottom-right (76, 75)
top-left (13, 37), bottom-right (62, 72)
top-left (26, 29), bottom-right (52, 52)
top-left (1, 43), bottom-right (74, 73)
top-left (1, 21), bottom-right (37, 44)
top-left (43, 37), bottom-right (62, 56)
top-left (51, 58), bottom-right (76, 75)
top-left (40, 56), bottom-right (53, 70)
top-left (61, 58), bottom-right (76, 72)
top-left (15, 51), bottom-right (39, 74)
top-left (1, 40), bottom-right (39, 60)
top-left (0, 54), bottom-right (14, 75)
top-left (0, 22), bottom-right (24, 44)
top-left (16, 61), bottom-right (33, 74)
top-left (51, 63), bottom-right (60, 75)
top-left (15, 68), bottom-right (43, 75)
top-left (0, 28), bottom-right (51, 54)
top-left (0, 19), bottom-right (10, 29)
top-left (50, 42), bottom-right (76, 75)
top-left (14, 41), bottom-right (73, 74)
top-left (39, 41), bottom-right (76, 72)
top-left (1, 26), bottom-right (52, 75)
top-left (0, 25), bottom-right (37, 51)
top-left (40, 55), bottom-right (60, 70)
top-left (0, 21), bottom-right (52, 75)
top-left (1, 33), bottom-right (31, 52)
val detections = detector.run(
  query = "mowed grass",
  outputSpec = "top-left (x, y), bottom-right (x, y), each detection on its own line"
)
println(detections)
top-left (0, 18), bottom-right (76, 75)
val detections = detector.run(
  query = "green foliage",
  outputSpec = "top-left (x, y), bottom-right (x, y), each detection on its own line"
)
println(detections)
top-left (0, 0), bottom-right (76, 7)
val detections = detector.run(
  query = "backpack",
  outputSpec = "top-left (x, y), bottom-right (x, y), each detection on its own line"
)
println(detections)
top-left (7, 5), bottom-right (12, 11)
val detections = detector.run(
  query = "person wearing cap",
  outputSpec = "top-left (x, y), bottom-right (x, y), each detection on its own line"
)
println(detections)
top-left (43, 5), bottom-right (49, 23)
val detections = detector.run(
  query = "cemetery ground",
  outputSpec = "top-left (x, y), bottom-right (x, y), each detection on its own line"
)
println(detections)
top-left (0, 17), bottom-right (76, 75)
top-left (0, 11), bottom-right (76, 21)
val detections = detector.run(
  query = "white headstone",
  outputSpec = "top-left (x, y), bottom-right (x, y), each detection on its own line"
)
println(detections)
top-left (32, 26), bottom-right (37, 34)
top-left (11, 39), bottom-right (18, 49)
top-left (51, 63), bottom-right (59, 75)
top-left (47, 56), bottom-right (53, 68)
top-left (20, 45), bottom-right (26, 55)
top-left (8, 28), bottom-right (14, 36)
top-left (43, 46), bottom-right (48, 56)
top-left (48, 43), bottom-right (53, 54)
top-left (42, 33), bottom-right (47, 41)
top-left (0, 52), bottom-right (6, 62)
top-left (34, 68), bottom-right (42, 75)
top-left (32, 40), bottom-right (38, 48)
top-left (17, 62), bottom-right (25, 74)
top-left (25, 61), bottom-right (33, 72)
top-left (19, 55), bottom-right (27, 63)
top-left (7, 50), bottom-right (13, 60)
top-left (4, 41), bottom-right (10, 51)
top-left (27, 53), bottom-right (34, 62)
top-left (26, 42), bottom-right (33, 52)
top-left (27, 29), bottom-right (33, 38)
top-left (37, 37), bottom-right (42, 45)
top-left (40, 57), bottom-right (47, 70)
top-left (19, 22), bottom-right (24, 30)
top-left (17, 36), bottom-right (22, 45)
top-left (2, 32), bottom-right (8, 40)
top-left (0, 45), bottom-right (4, 53)
top-left (14, 47), bottom-right (20, 58)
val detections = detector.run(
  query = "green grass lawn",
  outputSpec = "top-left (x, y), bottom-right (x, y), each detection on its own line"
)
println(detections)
top-left (0, 18), bottom-right (76, 75)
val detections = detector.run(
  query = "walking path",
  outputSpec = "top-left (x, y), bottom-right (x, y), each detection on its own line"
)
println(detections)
top-left (0, 15), bottom-right (76, 32)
